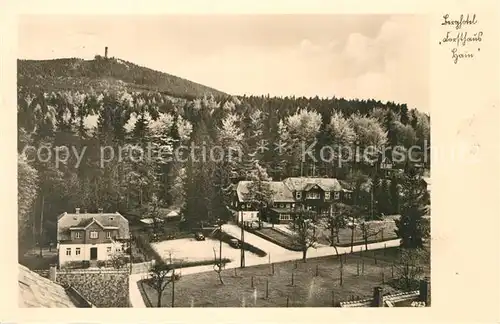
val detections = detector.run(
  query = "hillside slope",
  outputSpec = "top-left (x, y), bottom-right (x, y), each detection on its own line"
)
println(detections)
top-left (17, 56), bottom-right (227, 99)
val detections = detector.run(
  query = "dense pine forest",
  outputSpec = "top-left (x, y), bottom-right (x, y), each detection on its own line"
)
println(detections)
top-left (17, 56), bottom-right (430, 254)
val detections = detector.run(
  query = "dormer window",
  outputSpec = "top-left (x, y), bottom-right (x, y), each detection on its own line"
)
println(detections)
top-left (296, 191), bottom-right (302, 200)
top-left (106, 231), bottom-right (111, 239)
top-left (90, 231), bottom-right (98, 239)
top-left (325, 191), bottom-right (331, 200)
top-left (75, 232), bottom-right (81, 239)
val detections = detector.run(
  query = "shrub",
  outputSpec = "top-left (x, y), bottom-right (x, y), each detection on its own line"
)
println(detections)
top-left (211, 229), bottom-right (267, 257)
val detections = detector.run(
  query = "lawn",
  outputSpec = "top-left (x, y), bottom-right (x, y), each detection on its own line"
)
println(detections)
top-left (254, 228), bottom-right (301, 251)
top-left (316, 219), bottom-right (398, 247)
top-left (253, 219), bottom-right (397, 251)
top-left (138, 247), bottom-right (430, 307)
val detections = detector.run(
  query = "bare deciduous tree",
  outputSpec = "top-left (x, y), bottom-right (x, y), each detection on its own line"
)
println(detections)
top-left (147, 251), bottom-right (181, 307)
top-left (359, 221), bottom-right (383, 251)
top-left (289, 207), bottom-right (318, 262)
top-left (213, 247), bottom-right (225, 285)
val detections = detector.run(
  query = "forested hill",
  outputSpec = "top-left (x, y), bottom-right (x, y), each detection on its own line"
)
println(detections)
top-left (17, 56), bottom-right (227, 99)
top-left (17, 55), bottom-right (430, 252)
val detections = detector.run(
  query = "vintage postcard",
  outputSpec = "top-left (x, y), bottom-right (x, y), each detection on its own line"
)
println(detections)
top-left (1, 0), bottom-right (499, 323)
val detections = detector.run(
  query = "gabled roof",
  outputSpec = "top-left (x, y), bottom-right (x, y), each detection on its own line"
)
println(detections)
top-left (303, 183), bottom-right (323, 191)
top-left (283, 177), bottom-right (343, 192)
top-left (57, 212), bottom-right (129, 241)
top-left (18, 265), bottom-right (81, 308)
top-left (236, 181), bottom-right (295, 203)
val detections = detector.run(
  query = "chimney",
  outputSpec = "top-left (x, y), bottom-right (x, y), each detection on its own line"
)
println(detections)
top-left (75, 208), bottom-right (80, 214)
top-left (372, 287), bottom-right (384, 307)
top-left (49, 265), bottom-right (57, 282)
top-left (98, 208), bottom-right (103, 214)
top-left (105, 46), bottom-right (108, 58)
top-left (419, 277), bottom-right (431, 306)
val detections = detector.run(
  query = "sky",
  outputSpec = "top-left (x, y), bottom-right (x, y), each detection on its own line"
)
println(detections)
top-left (18, 15), bottom-right (429, 112)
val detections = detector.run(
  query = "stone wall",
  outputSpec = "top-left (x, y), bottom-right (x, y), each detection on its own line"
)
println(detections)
top-left (55, 268), bottom-right (130, 307)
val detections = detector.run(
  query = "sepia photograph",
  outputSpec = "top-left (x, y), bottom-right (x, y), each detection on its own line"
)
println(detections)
top-left (17, 14), bottom-right (433, 308)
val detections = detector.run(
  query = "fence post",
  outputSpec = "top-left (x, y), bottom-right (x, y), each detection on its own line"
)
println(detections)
top-left (357, 260), bottom-right (360, 276)
top-left (251, 276), bottom-right (254, 288)
top-left (391, 264), bottom-right (394, 278)
top-left (291, 272), bottom-right (294, 286)
top-left (315, 264), bottom-right (319, 277)
top-left (362, 259), bottom-right (365, 274)
top-left (266, 279), bottom-right (269, 299)
top-left (286, 296), bottom-right (289, 307)
top-left (272, 263), bottom-right (275, 275)
top-left (332, 291), bottom-right (335, 307)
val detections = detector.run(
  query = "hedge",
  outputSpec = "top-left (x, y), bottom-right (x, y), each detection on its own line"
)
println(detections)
top-left (246, 227), bottom-right (303, 252)
top-left (210, 229), bottom-right (267, 257)
top-left (134, 234), bottom-right (164, 263)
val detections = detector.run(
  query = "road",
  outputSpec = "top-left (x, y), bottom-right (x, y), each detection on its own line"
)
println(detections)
top-left (128, 224), bottom-right (400, 307)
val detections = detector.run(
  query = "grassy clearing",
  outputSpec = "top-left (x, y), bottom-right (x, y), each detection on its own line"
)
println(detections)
top-left (316, 220), bottom-right (398, 246)
top-left (254, 220), bottom-right (397, 250)
top-left (253, 228), bottom-right (301, 251)
top-left (139, 247), bottom-right (429, 307)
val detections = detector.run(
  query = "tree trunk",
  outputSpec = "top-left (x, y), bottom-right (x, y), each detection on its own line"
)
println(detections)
top-left (350, 226), bottom-right (355, 253)
top-left (218, 271), bottom-right (224, 285)
top-left (302, 249), bottom-right (307, 262)
top-left (330, 224), bottom-right (335, 246)
top-left (39, 195), bottom-right (45, 257)
top-left (333, 244), bottom-right (339, 258)
top-left (157, 290), bottom-right (162, 307)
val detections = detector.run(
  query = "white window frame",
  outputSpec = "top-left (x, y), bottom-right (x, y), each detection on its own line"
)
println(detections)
top-left (334, 192), bottom-right (340, 200)
top-left (90, 231), bottom-right (98, 239)
top-left (66, 248), bottom-right (71, 256)
top-left (75, 232), bottom-right (81, 239)
top-left (75, 248), bottom-right (81, 255)
top-left (306, 192), bottom-right (320, 199)
top-left (279, 214), bottom-right (291, 221)
top-left (324, 191), bottom-right (331, 200)
top-left (295, 191), bottom-right (302, 200)
top-left (106, 231), bottom-right (111, 239)
top-left (107, 247), bottom-right (112, 253)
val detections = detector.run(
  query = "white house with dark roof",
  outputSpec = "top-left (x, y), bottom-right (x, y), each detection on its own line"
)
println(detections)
top-left (57, 208), bottom-right (130, 266)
